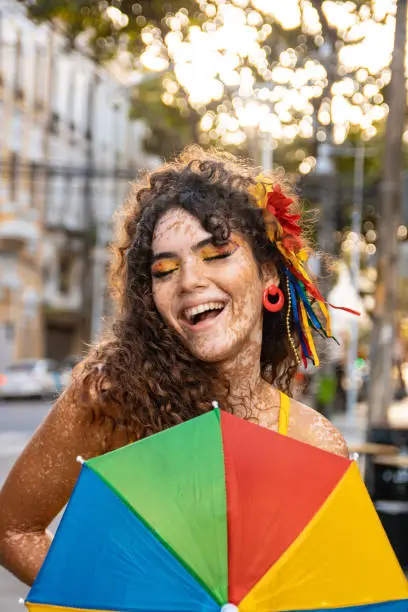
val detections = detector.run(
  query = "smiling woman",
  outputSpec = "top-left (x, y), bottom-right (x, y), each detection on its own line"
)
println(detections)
top-left (151, 212), bottom-right (265, 364)
top-left (0, 145), bottom-right (350, 587)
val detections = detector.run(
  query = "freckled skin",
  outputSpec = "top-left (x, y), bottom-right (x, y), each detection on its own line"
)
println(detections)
top-left (152, 209), bottom-right (267, 366)
top-left (0, 207), bottom-right (348, 587)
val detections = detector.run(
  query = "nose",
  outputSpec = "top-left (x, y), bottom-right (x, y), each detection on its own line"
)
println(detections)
top-left (178, 257), bottom-right (208, 294)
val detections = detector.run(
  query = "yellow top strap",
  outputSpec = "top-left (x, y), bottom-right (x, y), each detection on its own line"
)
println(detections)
top-left (278, 391), bottom-right (290, 436)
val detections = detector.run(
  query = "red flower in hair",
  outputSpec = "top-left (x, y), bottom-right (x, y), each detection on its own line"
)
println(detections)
top-left (266, 184), bottom-right (302, 250)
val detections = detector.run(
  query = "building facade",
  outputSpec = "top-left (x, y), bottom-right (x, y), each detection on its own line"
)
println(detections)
top-left (0, 0), bottom-right (158, 367)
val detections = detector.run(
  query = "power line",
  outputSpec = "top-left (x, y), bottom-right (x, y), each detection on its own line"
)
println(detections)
top-left (0, 159), bottom-right (139, 180)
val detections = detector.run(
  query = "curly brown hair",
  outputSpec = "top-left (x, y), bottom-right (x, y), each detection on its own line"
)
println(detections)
top-left (75, 146), bottom-right (309, 442)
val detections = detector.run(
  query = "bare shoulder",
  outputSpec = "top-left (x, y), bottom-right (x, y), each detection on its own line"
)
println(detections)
top-left (288, 397), bottom-right (349, 458)
top-left (52, 362), bottom-right (129, 453)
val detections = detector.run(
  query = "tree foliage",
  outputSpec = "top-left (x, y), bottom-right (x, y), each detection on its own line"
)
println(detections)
top-left (21, 0), bottom-right (200, 59)
top-left (21, 1), bottom-right (397, 165)
top-left (130, 74), bottom-right (199, 158)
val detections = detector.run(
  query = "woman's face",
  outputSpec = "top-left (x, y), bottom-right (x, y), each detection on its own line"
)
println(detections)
top-left (151, 207), bottom-right (275, 363)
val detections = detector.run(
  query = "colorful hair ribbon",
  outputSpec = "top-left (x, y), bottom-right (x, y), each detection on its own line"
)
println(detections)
top-left (285, 269), bottom-right (324, 334)
top-left (251, 177), bottom-right (360, 368)
top-left (287, 276), bottom-right (309, 369)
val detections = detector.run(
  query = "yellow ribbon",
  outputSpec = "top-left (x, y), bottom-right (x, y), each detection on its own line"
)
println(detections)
top-left (299, 300), bottom-right (320, 367)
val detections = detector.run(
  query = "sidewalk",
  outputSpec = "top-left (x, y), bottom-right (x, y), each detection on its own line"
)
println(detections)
top-left (331, 396), bottom-right (408, 446)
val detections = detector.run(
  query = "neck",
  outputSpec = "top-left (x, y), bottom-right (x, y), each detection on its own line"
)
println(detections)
top-left (217, 336), bottom-right (264, 416)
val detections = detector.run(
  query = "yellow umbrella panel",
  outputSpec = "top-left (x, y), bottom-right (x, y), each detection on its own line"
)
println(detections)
top-left (239, 462), bottom-right (408, 612)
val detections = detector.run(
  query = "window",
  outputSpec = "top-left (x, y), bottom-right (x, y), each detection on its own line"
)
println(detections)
top-left (49, 52), bottom-right (59, 133)
top-left (59, 253), bottom-right (73, 295)
top-left (13, 32), bottom-right (23, 101)
top-left (5, 323), bottom-right (14, 342)
top-left (0, 10), bottom-right (3, 86)
top-left (33, 44), bottom-right (44, 111)
top-left (9, 153), bottom-right (19, 202)
top-left (30, 162), bottom-right (38, 207)
top-left (9, 110), bottom-right (22, 153)
top-left (49, 112), bottom-right (60, 134)
top-left (67, 67), bottom-right (76, 133)
top-left (30, 125), bottom-right (43, 159)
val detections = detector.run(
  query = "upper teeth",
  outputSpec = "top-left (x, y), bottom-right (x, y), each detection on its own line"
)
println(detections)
top-left (183, 302), bottom-right (225, 322)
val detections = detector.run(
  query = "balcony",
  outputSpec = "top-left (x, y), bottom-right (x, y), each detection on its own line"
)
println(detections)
top-left (0, 217), bottom-right (39, 251)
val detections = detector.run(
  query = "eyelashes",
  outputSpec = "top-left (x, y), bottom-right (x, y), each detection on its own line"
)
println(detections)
top-left (151, 241), bottom-right (239, 279)
top-left (152, 269), bottom-right (178, 279)
top-left (151, 260), bottom-right (180, 279)
top-left (199, 242), bottom-right (238, 261)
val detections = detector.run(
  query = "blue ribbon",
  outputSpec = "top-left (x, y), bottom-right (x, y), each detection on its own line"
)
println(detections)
top-left (286, 268), bottom-right (324, 335)
top-left (287, 273), bottom-right (310, 361)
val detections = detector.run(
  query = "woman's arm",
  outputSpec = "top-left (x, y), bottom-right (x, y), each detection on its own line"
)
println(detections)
top-left (0, 385), bottom-right (109, 585)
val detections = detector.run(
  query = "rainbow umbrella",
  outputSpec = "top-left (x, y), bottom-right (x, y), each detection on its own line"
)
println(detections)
top-left (26, 408), bottom-right (408, 612)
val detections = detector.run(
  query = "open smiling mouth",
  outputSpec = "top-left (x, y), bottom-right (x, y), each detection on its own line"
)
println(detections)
top-left (182, 302), bottom-right (226, 327)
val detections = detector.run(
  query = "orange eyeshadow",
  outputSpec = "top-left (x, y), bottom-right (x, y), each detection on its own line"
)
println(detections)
top-left (199, 241), bottom-right (239, 260)
top-left (151, 259), bottom-right (180, 277)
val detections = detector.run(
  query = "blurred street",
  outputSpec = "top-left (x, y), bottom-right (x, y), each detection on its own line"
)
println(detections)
top-left (0, 399), bottom-right (51, 612)
top-left (2, 0), bottom-right (408, 604)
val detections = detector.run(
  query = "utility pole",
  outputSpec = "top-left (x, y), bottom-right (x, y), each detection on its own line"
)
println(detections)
top-left (346, 143), bottom-right (365, 420)
top-left (316, 140), bottom-right (338, 297)
top-left (368, 0), bottom-right (407, 426)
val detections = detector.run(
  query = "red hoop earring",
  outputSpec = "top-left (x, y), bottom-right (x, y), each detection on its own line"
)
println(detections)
top-left (263, 285), bottom-right (284, 312)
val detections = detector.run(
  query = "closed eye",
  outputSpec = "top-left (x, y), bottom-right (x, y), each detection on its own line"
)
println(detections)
top-left (201, 242), bottom-right (239, 262)
top-left (152, 269), bottom-right (175, 279)
top-left (151, 260), bottom-right (180, 279)
top-left (204, 252), bottom-right (235, 261)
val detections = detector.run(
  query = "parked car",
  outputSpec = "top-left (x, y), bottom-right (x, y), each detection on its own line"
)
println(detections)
top-left (0, 359), bottom-right (62, 400)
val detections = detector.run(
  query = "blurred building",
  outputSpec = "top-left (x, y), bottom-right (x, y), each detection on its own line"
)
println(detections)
top-left (0, 0), bottom-right (157, 367)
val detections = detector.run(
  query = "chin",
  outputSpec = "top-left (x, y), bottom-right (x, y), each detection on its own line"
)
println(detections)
top-left (187, 340), bottom-right (238, 364)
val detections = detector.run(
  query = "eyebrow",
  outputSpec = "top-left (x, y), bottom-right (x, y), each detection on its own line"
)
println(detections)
top-left (151, 237), bottom-right (214, 263)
